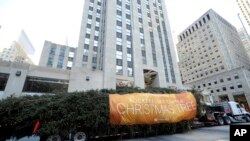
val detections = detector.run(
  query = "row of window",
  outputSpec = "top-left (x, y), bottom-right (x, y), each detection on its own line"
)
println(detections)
top-left (116, 0), bottom-right (133, 77)
top-left (180, 14), bottom-right (210, 41)
top-left (210, 83), bottom-right (243, 93)
top-left (81, 0), bottom-right (103, 67)
top-left (195, 74), bottom-right (240, 89)
top-left (137, 0), bottom-right (147, 65)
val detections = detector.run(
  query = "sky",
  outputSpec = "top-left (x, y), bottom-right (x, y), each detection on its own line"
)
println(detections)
top-left (0, 0), bottom-right (245, 65)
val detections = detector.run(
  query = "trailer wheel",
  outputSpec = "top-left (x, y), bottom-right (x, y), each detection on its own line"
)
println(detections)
top-left (46, 135), bottom-right (61, 141)
top-left (74, 132), bottom-right (87, 141)
top-left (216, 116), bottom-right (224, 125)
top-left (223, 116), bottom-right (231, 125)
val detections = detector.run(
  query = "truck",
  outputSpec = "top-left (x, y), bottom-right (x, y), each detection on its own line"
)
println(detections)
top-left (214, 101), bottom-right (250, 123)
top-left (199, 101), bottom-right (250, 126)
top-left (198, 104), bottom-right (231, 125)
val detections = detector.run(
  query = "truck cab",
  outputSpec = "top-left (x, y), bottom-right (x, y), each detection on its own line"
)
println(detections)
top-left (214, 101), bottom-right (250, 123)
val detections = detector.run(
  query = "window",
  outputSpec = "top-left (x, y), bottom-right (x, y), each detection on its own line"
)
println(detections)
top-left (83, 55), bottom-right (88, 62)
top-left (127, 35), bottom-right (131, 41)
top-left (139, 28), bottom-right (143, 33)
top-left (116, 32), bottom-right (122, 38)
top-left (207, 14), bottom-right (210, 20)
top-left (96, 17), bottom-right (100, 22)
top-left (116, 66), bottom-right (123, 75)
top-left (116, 59), bottom-right (123, 66)
top-left (227, 77), bottom-right (231, 81)
top-left (126, 4), bottom-right (130, 10)
top-left (85, 34), bottom-right (90, 38)
top-left (117, 0), bottom-right (122, 6)
top-left (89, 6), bottom-right (93, 11)
top-left (117, 10), bottom-right (122, 16)
top-left (94, 36), bottom-right (99, 41)
top-left (139, 18), bottom-right (142, 23)
top-left (97, 1), bottom-right (101, 6)
top-left (127, 61), bottom-right (133, 68)
top-left (117, 21), bottom-right (122, 26)
top-left (234, 75), bottom-right (239, 79)
top-left (88, 15), bottom-right (92, 19)
top-left (116, 45), bottom-right (122, 51)
top-left (222, 87), bottom-right (226, 91)
top-left (237, 84), bottom-right (242, 88)
top-left (230, 86), bottom-right (234, 89)
top-left (92, 57), bottom-right (97, 63)
top-left (93, 46), bottom-right (98, 52)
top-left (220, 79), bottom-right (224, 83)
top-left (214, 81), bottom-right (217, 84)
top-left (126, 24), bottom-right (131, 30)
top-left (216, 89), bottom-right (220, 92)
top-left (87, 24), bottom-right (91, 28)
top-left (84, 44), bottom-right (89, 49)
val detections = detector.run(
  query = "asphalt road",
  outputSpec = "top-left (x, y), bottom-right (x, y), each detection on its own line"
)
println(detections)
top-left (6, 125), bottom-right (230, 141)
top-left (121, 125), bottom-right (229, 141)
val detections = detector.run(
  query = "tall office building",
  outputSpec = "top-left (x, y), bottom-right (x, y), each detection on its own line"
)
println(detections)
top-left (177, 9), bottom-right (250, 84)
top-left (39, 40), bottom-right (76, 70)
top-left (72, 0), bottom-right (182, 90)
top-left (0, 30), bottom-right (35, 64)
top-left (177, 9), bottom-right (250, 109)
top-left (238, 27), bottom-right (250, 57)
top-left (237, 0), bottom-right (250, 28)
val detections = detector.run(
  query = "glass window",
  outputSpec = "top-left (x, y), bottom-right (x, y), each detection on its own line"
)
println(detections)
top-left (116, 32), bottom-right (122, 38)
top-left (117, 21), bottom-right (122, 26)
top-left (82, 55), bottom-right (88, 62)
top-left (127, 61), bottom-right (132, 67)
top-left (88, 15), bottom-right (92, 19)
top-left (117, 10), bottom-right (122, 16)
top-left (116, 45), bottom-right (122, 51)
top-left (84, 44), bottom-right (89, 49)
top-left (92, 57), bottom-right (97, 63)
top-left (116, 66), bottom-right (123, 75)
top-left (116, 59), bottom-right (123, 66)
top-left (127, 68), bottom-right (133, 77)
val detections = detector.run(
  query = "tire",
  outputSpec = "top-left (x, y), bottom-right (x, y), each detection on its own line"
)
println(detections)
top-left (216, 116), bottom-right (224, 125)
top-left (73, 132), bottom-right (87, 141)
top-left (223, 116), bottom-right (231, 125)
top-left (46, 135), bottom-right (61, 141)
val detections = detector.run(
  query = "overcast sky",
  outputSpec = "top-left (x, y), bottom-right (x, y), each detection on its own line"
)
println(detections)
top-left (0, 0), bottom-right (245, 64)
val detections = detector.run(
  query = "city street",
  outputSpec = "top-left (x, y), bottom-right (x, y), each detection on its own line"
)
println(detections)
top-left (121, 125), bottom-right (229, 141)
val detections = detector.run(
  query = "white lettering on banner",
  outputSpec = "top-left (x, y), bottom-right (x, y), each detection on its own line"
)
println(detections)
top-left (116, 101), bottom-right (196, 115)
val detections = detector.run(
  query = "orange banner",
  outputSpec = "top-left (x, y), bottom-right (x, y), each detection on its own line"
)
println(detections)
top-left (109, 92), bottom-right (197, 125)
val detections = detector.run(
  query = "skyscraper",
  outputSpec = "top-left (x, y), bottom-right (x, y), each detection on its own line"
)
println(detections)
top-left (237, 0), bottom-right (250, 28)
top-left (177, 9), bottom-right (250, 109)
top-left (0, 30), bottom-right (35, 64)
top-left (238, 27), bottom-right (250, 57)
top-left (177, 9), bottom-right (250, 84)
top-left (71, 0), bottom-right (182, 90)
